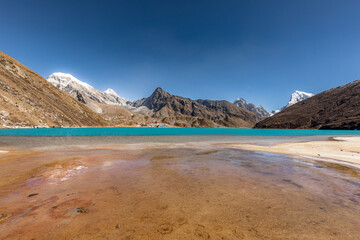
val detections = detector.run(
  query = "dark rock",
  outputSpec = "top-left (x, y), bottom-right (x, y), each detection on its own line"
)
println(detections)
top-left (27, 193), bottom-right (39, 197)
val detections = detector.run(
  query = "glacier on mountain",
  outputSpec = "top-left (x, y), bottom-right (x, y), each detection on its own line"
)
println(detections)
top-left (271, 90), bottom-right (314, 115)
top-left (284, 90), bottom-right (314, 108)
top-left (47, 73), bottom-right (128, 106)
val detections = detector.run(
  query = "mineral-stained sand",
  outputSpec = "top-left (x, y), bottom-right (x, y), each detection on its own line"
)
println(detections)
top-left (0, 141), bottom-right (360, 239)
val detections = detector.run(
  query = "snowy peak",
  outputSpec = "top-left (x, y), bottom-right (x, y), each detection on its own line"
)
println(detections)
top-left (48, 72), bottom-right (94, 91)
top-left (103, 88), bottom-right (127, 106)
top-left (285, 90), bottom-right (314, 108)
top-left (47, 73), bottom-right (128, 108)
top-left (104, 88), bottom-right (118, 96)
top-left (271, 90), bottom-right (314, 115)
top-left (234, 98), bottom-right (247, 106)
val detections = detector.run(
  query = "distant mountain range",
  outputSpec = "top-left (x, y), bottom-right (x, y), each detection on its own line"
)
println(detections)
top-left (130, 87), bottom-right (258, 127)
top-left (1, 51), bottom-right (359, 129)
top-left (47, 73), bottom-right (273, 120)
top-left (46, 73), bottom-right (259, 127)
top-left (46, 73), bottom-right (317, 124)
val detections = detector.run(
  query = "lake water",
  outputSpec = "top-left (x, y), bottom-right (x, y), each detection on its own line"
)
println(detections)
top-left (0, 127), bottom-right (359, 137)
top-left (1, 127), bottom-right (359, 149)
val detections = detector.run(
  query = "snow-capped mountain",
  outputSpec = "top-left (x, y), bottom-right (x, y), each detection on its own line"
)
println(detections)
top-left (103, 88), bottom-right (128, 106)
top-left (47, 73), bottom-right (128, 112)
top-left (233, 98), bottom-right (270, 119)
top-left (284, 90), bottom-right (314, 108)
top-left (271, 90), bottom-right (314, 115)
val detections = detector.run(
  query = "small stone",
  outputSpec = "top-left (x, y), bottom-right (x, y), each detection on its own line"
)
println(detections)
top-left (27, 193), bottom-right (39, 197)
top-left (75, 207), bottom-right (89, 213)
top-left (0, 212), bottom-right (11, 223)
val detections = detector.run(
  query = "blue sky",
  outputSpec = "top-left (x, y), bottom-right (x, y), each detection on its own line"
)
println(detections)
top-left (1, 0), bottom-right (360, 111)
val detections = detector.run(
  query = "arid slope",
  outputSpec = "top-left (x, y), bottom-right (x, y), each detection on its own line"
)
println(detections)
top-left (255, 80), bottom-right (360, 129)
top-left (0, 51), bottom-right (108, 128)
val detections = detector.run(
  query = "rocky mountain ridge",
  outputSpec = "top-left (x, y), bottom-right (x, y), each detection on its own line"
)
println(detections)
top-left (131, 87), bottom-right (259, 127)
top-left (233, 98), bottom-right (270, 119)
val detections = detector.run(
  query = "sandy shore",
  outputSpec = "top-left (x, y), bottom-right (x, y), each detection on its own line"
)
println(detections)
top-left (0, 136), bottom-right (360, 239)
top-left (226, 136), bottom-right (360, 166)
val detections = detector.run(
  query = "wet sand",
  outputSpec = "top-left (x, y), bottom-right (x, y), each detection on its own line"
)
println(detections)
top-left (0, 137), bottom-right (360, 239)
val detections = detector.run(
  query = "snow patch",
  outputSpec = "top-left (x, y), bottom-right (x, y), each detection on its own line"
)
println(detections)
top-left (47, 73), bottom-right (128, 106)
top-left (285, 90), bottom-right (314, 108)
top-left (271, 90), bottom-right (314, 115)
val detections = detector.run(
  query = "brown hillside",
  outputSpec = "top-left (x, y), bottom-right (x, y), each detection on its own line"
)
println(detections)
top-left (0, 51), bottom-right (109, 128)
top-left (255, 80), bottom-right (360, 130)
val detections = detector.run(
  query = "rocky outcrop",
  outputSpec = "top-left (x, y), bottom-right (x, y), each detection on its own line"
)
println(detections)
top-left (0, 51), bottom-right (109, 128)
top-left (255, 80), bottom-right (360, 130)
top-left (131, 87), bottom-right (258, 128)
top-left (233, 98), bottom-right (269, 119)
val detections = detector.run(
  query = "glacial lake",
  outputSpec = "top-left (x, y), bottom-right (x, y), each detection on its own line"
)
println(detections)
top-left (0, 127), bottom-right (359, 137)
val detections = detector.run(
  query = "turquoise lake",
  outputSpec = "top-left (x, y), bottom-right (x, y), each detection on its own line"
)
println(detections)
top-left (0, 127), bottom-right (359, 136)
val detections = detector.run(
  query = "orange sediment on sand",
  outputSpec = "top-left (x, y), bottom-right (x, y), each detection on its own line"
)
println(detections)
top-left (0, 142), bottom-right (359, 239)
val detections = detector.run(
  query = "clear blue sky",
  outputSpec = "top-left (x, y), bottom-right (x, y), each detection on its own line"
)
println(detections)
top-left (1, 0), bottom-right (360, 111)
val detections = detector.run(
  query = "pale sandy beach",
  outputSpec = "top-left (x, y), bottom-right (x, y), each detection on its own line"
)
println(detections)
top-left (227, 136), bottom-right (360, 166)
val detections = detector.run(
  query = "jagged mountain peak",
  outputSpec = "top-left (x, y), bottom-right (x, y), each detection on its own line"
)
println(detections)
top-left (104, 88), bottom-right (118, 96)
top-left (233, 98), bottom-right (270, 119)
top-left (154, 87), bottom-right (164, 92)
top-left (152, 87), bottom-right (169, 96)
top-left (271, 90), bottom-right (314, 115)
top-left (147, 87), bottom-right (172, 101)
top-left (286, 90), bottom-right (314, 108)
top-left (234, 98), bottom-right (247, 104)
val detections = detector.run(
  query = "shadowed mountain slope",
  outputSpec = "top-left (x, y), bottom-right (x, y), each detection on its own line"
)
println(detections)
top-left (255, 80), bottom-right (360, 130)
